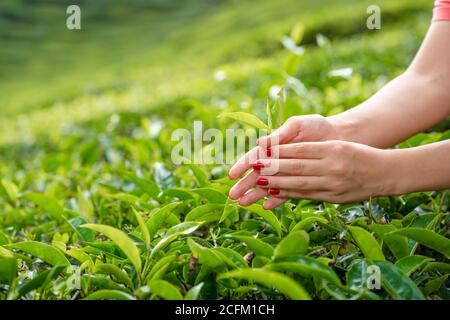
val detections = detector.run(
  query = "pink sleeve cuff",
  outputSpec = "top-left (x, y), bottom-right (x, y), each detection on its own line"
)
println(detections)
top-left (433, 0), bottom-right (450, 21)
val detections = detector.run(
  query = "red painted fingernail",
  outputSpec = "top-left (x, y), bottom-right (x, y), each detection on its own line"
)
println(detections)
top-left (268, 188), bottom-right (280, 195)
top-left (252, 162), bottom-right (264, 171)
top-left (266, 148), bottom-right (272, 157)
top-left (256, 177), bottom-right (269, 186)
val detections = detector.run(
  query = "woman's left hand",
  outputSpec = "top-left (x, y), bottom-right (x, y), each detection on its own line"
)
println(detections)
top-left (228, 140), bottom-right (396, 209)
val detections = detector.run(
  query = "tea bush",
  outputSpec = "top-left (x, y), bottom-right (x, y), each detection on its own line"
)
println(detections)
top-left (0, 0), bottom-right (448, 300)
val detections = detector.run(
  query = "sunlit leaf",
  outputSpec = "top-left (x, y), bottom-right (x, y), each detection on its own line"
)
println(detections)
top-left (374, 261), bottom-right (425, 300)
top-left (149, 279), bottom-right (183, 300)
top-left (10, 241), bottom-right (70, 266)
top-left (82, 224), bottom-right (141, 273)
top-left (77, 187), bottom-right (94, 219)
top-left (84, 289), bottom-right (135, 300)
top-left (94, 263), bottom-right (133, 288)
top-left (192, 188), bottom-right (227, 204)
top-left (132, 207), bottom-right (151, 247)
top-left (146, 201), bottom-right (182, 240)
top-left (218, 112), bottom-right (270, 131)
top-left (218, 269), bottom-right (310, 300)
top-left (187, 238), bottom-right (223, 269)
top-left (274, 230), bottom-right (309, 257)
top-left (227, 235), bottom-right (274, 258)
top-left (0, 258), bottom-right (16, 284)
top-left (348, 226), bottom-right (385, 262)
top-left (185, 282), bottom-right (204, 300)
top-left (25, 192), bottom-right (65, 219)
top-left (270, 255), bottom-right (342, 287)
top-left (243, 204), bottom-right (282, 236)
top-left (388, 228), bottom-right (450, 257)
top-left (395, 255), bottom-right (434, 276)
top-left (0, 179), bottom-right (19, 202)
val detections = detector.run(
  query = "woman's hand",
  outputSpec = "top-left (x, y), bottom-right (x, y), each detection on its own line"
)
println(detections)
top-left (229, 140), bottom-right (396, 209)
top-left (257, 114), bottom-right (343, 148)
top-left (228, 115), bottom-right (344, 180)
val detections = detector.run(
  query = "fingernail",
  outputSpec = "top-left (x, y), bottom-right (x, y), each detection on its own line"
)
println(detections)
top-left (252, 162), bottom-right (264, 171)
top-left (266, 148), bottom-right (272, 157)
top-left (268, 188), bottom-right (280, 195)
top-left (256, 177), bottom-right (269, 186)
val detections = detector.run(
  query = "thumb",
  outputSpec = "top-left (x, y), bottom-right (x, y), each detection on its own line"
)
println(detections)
top-left (257, 119), bottom-right (297, 147)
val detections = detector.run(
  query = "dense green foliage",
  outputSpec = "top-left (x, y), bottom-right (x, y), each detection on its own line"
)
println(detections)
top-left (0, 0), bottom-right (449, 300)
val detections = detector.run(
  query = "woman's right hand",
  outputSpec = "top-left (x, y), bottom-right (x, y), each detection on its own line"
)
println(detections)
top-left (228, 114), bottom-right (346, 209)
top-left (228, 114), bottom-right (343, 180)
top-left (257, 114), bottom-right (343, 147)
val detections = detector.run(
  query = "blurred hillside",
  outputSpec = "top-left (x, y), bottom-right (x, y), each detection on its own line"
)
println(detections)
top-left (0, 0), bottom-right (433, 145)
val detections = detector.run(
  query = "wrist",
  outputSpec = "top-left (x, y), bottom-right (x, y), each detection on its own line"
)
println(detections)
top-left (327, 115), bottom-right (359, 142)
top-left (377, 148), bottom-right (411, 196)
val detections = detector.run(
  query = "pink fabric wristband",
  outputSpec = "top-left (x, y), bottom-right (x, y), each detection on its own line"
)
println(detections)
top-left (433, 0), bottom-right (450, 21)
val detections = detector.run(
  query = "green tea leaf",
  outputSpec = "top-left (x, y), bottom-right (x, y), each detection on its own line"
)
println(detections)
top-left (274, 230), bottom-right (309, 257)
top-left (388, 228), bottom-right (450, 257)
top-left (266, 98), bottom-right (274, 130)
top-left (213, 247), bottom-right (248, 269)
top-left (152, 225), bottom-right (201, 257)
top-left (185, 282), bottom-right (204, 300)
top-left (15, 265), bottom-right (65, 299)
top-left (395, 255), bottom-right (434, 276)
top-left (0, 258), bottom-right (16, 284)
top-left (132, 207), bottom-right (150, 247)
top-left (185, 204), bottom-right (224, 222)
top-left (218, 269), bottom-right (310, 300)
top-left (68, 217), bottom-right (95, 242)
top-left (146, 201), bottom-right (182, 240)
top-left (0, 245), bottom-right (14, 258)
top-left (374, 261), bottom-right (425, 300)
top-left (348, 226), bottom-right (385, 262)
top-left (346, 259), bottom-right (370, 291)
top-left (0, 179), bottom-right (19, 202)
top-left (291, 216), bottom-right (328, 232)
top-left (369, 224), bottom-right (410, 259)
top-left (422, 262), bottom-right (450, 273)
top-left (86, 275), bottom-right (129, 292)
top-left (220, 198), bottom-right (238, 223)
top-left (77, 187), bottom-right (94, 219)
top-left (270, 255), bottom-right (342, 287)
top-left (82, 224), bottom-right (141, 273)
top-left (0, 231), bottom-right (9, 245)
top-left (84, 289), bottom-right (135, 300)
top-left (166, 221), bottom-right (203, 235)
top-left (94, 263), bottom-right (133, 288)
top-left (188, 164), bottom-right (209, 187)
top-left (149, 279), bottom-right (183, 300)
top-left (218, 112), bottom-right (270, 131)
top-left (187, 238), bottom-right (223, 269)
top-left (161, 188), bottom-right (196, 201)
top-left (244, 204), bottom-right (282, 236)
top-left (66, 248), bottom-right (91, 263)
top-left (148, 255), bottom-right (177, 281)
top-left (422, 274), bottom-right (448, 296)
top-left (192, 188), bottom-right (227, 204)
top-left (123, 172), bottom-right (160, 198)
top-left (25, 192), bottom-right (65, 219)
top-left (227, 235), bottom-right (274, 258)
top-left (10, 241), bottom-right (70, 266)
top-left (290, 23), bottom-right (305, 44)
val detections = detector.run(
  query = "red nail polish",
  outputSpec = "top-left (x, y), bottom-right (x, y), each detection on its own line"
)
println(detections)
top-left (256, 177), bottom-right (269, 186)
top-left (266, 147), bottom-right (272, 157)
top-left (252, 162), bottom-right (264, 171)
top-left (268, 188), bottom-right (280, 195)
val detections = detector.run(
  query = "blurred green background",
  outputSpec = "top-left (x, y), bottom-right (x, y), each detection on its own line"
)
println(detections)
top-left (2, 1), bottom-right (450, 302)
top-left (0, 0), bottom-right (434, 146)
